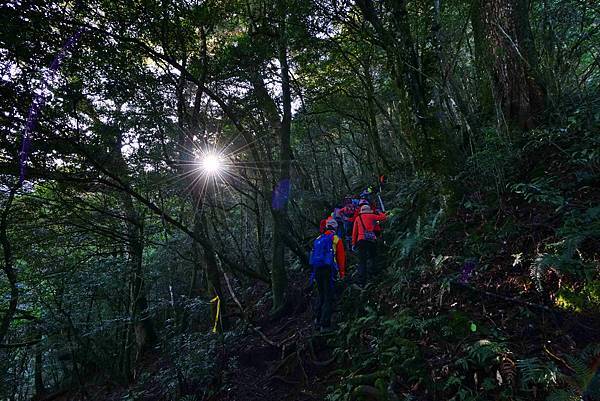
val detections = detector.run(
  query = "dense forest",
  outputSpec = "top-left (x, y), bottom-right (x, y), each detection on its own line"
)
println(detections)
top-left (1, 0), bottom-right (599, 400)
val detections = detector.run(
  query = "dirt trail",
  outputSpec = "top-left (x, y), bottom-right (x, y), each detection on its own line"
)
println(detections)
top-left (213, 276), bottom-right (345, 401)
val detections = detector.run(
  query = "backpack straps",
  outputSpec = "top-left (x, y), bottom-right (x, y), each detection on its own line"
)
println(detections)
top-left (358, 213), bottom-right (377, 241)
top-left (358, 213), bottom-right (369, 233)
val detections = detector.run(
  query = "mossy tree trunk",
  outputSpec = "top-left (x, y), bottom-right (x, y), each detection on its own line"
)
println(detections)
top-left (0, 185), bottom-right (17, 346)
top-left (471, 0), bottom-right (545, 129)
top-left (109, 128), bottom-right (156, 362)
top-left (270, 3), bottom-right (293, 313)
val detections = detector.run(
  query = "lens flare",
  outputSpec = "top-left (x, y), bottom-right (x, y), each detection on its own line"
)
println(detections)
top-left (200, 152), bottom-right (223, 175)
top-left (171, 132), bottom-right (289, 217)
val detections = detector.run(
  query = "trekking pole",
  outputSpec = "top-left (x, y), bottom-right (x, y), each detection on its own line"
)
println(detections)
top-left (377, 192), bottom-right (385, 212)
top-left (376, 176), bottom-right (385, 212)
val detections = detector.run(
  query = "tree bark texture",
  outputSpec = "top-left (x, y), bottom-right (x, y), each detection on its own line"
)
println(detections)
top-left (357, 0), bottom-right (454, 176)
top-left (270, 5), bottom-right (293, 312)
top-left (121, 192), bottom-right (156, 359)
top-left (472, 0), bottom-right (545, 129)
top-left (0, 186), bottom-right (17, 346)
top-left (110, 128), bottom-right (156, 359)
top-left (197, 212), bottom-right (225, 332)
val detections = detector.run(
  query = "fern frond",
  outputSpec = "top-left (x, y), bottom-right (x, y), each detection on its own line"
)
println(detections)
top-left (582, 343), bottom-right (600, 361)
top-left (500, 356), bottom-right (516, 385)
top-left (546, 388), bottom-right (580, 401)
top-left (564, 354), bottom-right (592, 388)
top-left (517, 358), bottom-right (560, 388)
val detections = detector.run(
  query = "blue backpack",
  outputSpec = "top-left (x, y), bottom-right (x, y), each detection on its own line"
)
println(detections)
top-left (310, 233), bottom-right (335, 268)
top-left (309, 233), bottom-right (338, 285)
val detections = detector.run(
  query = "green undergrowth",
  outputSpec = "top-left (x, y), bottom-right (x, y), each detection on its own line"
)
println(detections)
top-left (328, 283), bottom-right (600, 400)
top-left (124, 309), bottom-right (245, 401)
top-left (324, 113), bottom-right (600, 400)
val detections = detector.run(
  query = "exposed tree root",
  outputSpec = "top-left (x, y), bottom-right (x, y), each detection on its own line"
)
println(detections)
top-left (351, 385), bottom-right (382, 401)
top-left (347, 371), bottom-right (388, 385)
top-left (310, 354), bottom-right (336, 366)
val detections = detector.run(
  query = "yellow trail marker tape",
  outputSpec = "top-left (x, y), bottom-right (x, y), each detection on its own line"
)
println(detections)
top-left (210, 295), bottom-right (221, 333)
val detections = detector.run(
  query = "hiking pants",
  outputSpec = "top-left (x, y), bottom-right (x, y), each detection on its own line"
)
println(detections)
top-left (336, 218), bottom-right (344, 238)
top-left (343, 220), bottom-right (353, 241)
top-left (314, 267), bottom-right (334, 328)
top-left (357, 240), bottom-right (377, 285)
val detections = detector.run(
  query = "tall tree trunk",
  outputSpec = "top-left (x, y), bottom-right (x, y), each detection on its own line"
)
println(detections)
top-left (109, 127), bottom-right (156, 361)
top-left (472, 0), bottom-right (545, 129)
top-left (363, 58), bottom-right (392, 173)
top-left (0, 185), bottom-right (17, 346)
top-left (270, 4), bottom-right (293, 313)
top-left (121, 192), bottom-right (155, 360)
top-left (357, 0), bottom-right (453, 177)
top-left (189, 235), bottom-right (205, 299)
top-left (197, 212), bottom-right (225, 332)
top-left (182, 70), bottom-right (227, 331)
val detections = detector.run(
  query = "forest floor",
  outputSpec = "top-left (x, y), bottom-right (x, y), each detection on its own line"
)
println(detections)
top-left (213, 280), bottom-right (333, 401)
top-left (50, 221), bottom-right (600, 401)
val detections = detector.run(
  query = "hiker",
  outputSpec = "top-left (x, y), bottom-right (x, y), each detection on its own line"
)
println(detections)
top-left (358, 188), bottom-right (379, 212)
top-left (360, 187), bottom-right (374, 204)
top-left (352, 204), bottom-right (387, 287)
top-left (341, 197), bottom-right (356, 243)
top-left (310, 219), bottom-right (346, 331)
top-left (319, 216), bottom-right (328, 233)
top-left (352, 199), bottom-right (382, 237)
top-left (332, 206), bottom-right (344, 237)
top-left (360, 194), bottom-right (384, 237)
top-left (319, 212), bottom-right (334, 233)
top-left (351, 199), bottom-right (370, 221)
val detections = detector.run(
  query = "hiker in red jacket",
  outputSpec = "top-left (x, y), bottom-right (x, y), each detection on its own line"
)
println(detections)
top-left (351, 199), bottom-right (369, 220)
top-left (352, 204), bottom-right (387, 286)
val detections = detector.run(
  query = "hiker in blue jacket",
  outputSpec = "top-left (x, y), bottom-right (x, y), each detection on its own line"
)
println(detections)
top-left (310, 219), bottom-right (346, 331)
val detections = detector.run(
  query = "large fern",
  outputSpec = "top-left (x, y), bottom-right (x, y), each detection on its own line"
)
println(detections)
top-left (516, 357), bottom-right (561, 390)
top-left (546, 344), bottom-right (600, 401)
top-left (389, 206), bottom-right (446, 263)
top-left (466, 339), bottom-right (507, 366)
top-left (546, 389), bottom-right (581, 401)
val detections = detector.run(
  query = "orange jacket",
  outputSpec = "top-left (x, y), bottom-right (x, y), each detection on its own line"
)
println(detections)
top-left (323, 229), bottom-right (346, 278)
top-left (352, 212), bottom-right (387, 246)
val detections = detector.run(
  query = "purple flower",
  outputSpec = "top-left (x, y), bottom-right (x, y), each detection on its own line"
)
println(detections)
top-left (459, 260), bottom-right (477, 284)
